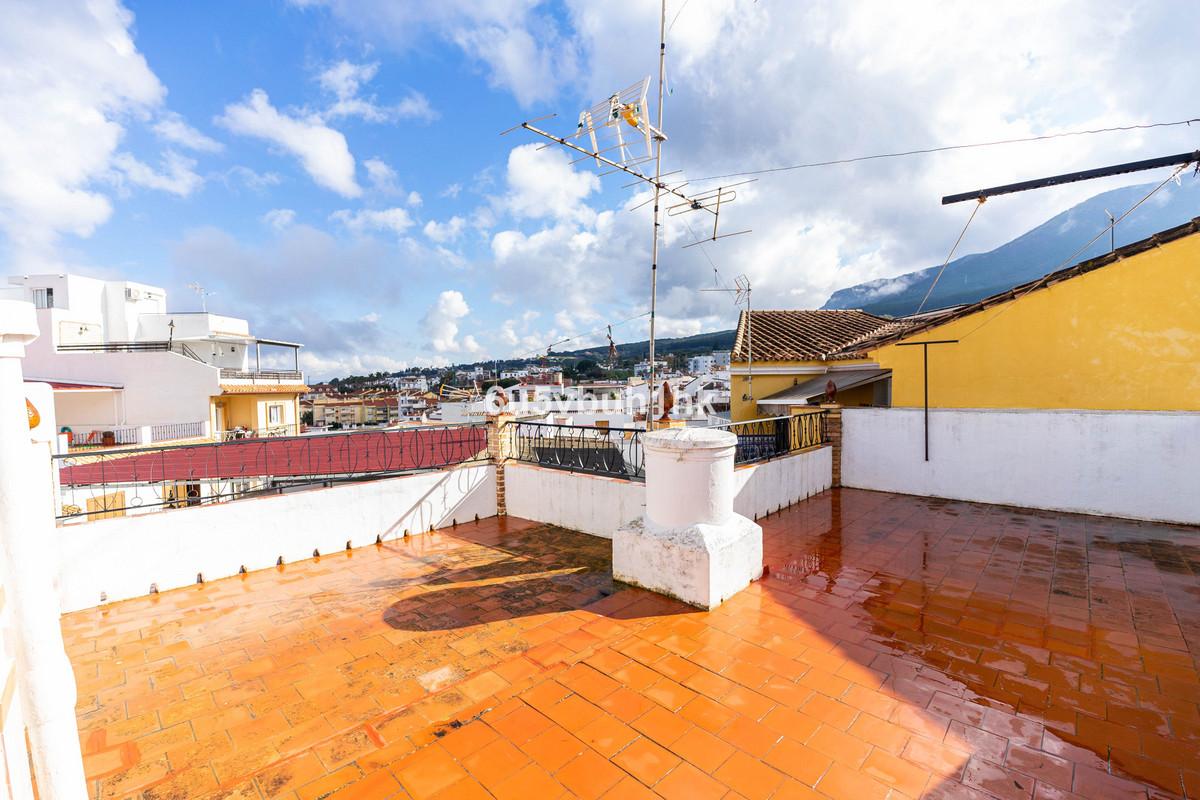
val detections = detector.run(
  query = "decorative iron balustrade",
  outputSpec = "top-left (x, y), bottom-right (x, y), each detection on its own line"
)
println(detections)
top-left (714, 411), bottom-right (828, 465)
top-left (150, 421), bottom-right (208, 443)
top-left (54, 423), bottom-right (488, 521)
top-left (509, 421), bottom-right (645, 480)
top-left (218, 368), bottom-right (304, 382)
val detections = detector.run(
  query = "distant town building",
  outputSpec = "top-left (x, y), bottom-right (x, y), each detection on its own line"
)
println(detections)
top-left (687, 355), bottom-right (716, 374)
top-left (633, 359), bottom-right (668, 378)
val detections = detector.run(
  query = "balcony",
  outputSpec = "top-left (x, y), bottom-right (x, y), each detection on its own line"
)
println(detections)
top-left (218, 368), bottom-right (304, 383)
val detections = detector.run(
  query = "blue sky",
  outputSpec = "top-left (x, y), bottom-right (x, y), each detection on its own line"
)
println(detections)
top-left (3, 1), bottom-right (1198, 379)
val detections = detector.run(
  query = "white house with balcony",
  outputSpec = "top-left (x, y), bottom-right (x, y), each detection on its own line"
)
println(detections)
top-left (5, 274), bottom-right (307, 447)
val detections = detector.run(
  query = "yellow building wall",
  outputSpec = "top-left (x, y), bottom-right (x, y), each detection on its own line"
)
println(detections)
top-left (873, 232), bottom-right (1200, 411)
top-left (729, 358), bottom-right (877, 420)
top-left (210, 393), bottom-right (302, 434)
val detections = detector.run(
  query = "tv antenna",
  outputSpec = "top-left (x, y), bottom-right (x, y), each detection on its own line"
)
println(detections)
top-left (502, 0), bottom-right (753, 429)
top-left (186, 282), bottom-right (216, 312)
top-left (702, 274), bottom-right (753, 402)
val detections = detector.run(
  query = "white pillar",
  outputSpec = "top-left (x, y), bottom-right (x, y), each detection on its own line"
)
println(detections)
top-left (0, 299), bottom-right (88, 800)
top-left (613, 427), bottom-right (762, 609)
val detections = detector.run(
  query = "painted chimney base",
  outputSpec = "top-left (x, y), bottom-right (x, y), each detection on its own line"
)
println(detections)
top-left (613, 513), bottom-right (763, 610)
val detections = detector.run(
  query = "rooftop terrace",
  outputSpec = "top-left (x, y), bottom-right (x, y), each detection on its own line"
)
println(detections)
top-left (65, 489), bottom-right (1199, 800)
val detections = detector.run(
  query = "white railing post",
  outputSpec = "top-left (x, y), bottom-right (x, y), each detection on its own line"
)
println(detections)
top-left (0, 298), bottom-right (88, 799)
top-left (613, 427), bottom-right (762, 609)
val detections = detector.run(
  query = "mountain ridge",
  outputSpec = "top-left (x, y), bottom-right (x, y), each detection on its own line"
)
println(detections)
top-left (823, 179), bottom-right (1200, 317)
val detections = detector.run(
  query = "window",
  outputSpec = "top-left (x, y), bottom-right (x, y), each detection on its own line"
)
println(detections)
top-left (32, 287), bottom-right (54, 309)
top-left (268, 404), bottom-right (283, 425)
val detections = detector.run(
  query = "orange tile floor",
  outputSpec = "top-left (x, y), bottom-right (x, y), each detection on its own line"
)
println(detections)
top-left (62, 488), bottom-right (1199, 799)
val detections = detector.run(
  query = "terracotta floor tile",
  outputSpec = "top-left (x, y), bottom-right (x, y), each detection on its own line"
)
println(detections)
top-left (460, 738), bottom-right (529, 788)
top-left (670, 726), bottom-right (736, 774)
top-left (861, 748), bottom-right (932, 797)
top-left (814, 762), bottom-right (890, 800)
top-left (712, 750), bottom-right (785, 800)
top-left (520, 724), bottom-right (585, 772)
top-left (681, 696), bottom-right (738, 734)
top-left (393, 743), bottom-right (467, 799)
top-left (656, 761), bottom-right (727, 800)
top-left (489, 762), bottom-right (566, 800)
top-left (612, 736), bottom-right (681, 786)
top-left (326, 768), bottom-right (404, 800)
top-left (721, 715), bottom-right (783, 758)
top-left (763, 737), bottom-right (831, 787)
top-left (555, 749), bottom-right (625, 799)
top-left (576, 714), bottom-right (639, 759)
top-left (632, 704), bottom-right (693, 746)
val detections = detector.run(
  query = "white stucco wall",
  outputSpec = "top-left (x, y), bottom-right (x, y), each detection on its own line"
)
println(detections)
top-left (505, 445), bottom-right (834, 539)
top-left (733, 446), bottom-right (833, 520)
top-left (505, 463), bottom-right (646, 539)
top-left (842, 408), bottom-right (1200, 525)
top-left (22, 333), bottom-right (217, 425)
top-left (57, 464), bottom-right (496, 612)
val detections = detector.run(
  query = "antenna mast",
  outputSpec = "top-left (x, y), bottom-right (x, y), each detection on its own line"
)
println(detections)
top-left (646, 0), bottom-right (667, 431)
top-left (186, 282), bottom-right (215, 312)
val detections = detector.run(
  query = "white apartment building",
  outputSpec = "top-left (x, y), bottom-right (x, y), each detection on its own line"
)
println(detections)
top-left (687, 354), bottom-right (716, 374)
top-left (5, 274), bottom-right (307, 446)
top-left (395, 375), bottom-right (430, 392)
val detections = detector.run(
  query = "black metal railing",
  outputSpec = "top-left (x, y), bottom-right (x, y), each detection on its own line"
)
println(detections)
top-left (509, 421), bottom-right (645, 480)
top-left (715, 411), bottom-right (828, 465)
top-left (150, 421), bottom-right (207, 442)
top-left (54, 424), bottom-right (489, 521)
top-left (219, 368), bottom-right (304, 382)
top-left (57, 341), bottom-right (205, 362)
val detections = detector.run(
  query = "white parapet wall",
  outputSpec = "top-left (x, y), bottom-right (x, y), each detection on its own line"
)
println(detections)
top-left (505, 463), bottom-right (646, 538)
top-left (506, 445), bottom-right (833, 539)
top-left (842, 407), bottom-right (1200, 525)
top-left (733, 445), bottom-right (832, 520)
top-left (56, 464), bottom-right (496, 613)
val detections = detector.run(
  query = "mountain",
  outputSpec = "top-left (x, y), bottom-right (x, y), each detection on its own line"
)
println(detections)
top-left (557, 329), bottom-right (736, 361)
top-left (823, 178), bottom-right (1200, 317)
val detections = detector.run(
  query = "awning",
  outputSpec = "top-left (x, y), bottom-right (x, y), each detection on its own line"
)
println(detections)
top-left (757, 368), bottom-right (890, 406)
top-left (220, 384), bottom-right (310, 395)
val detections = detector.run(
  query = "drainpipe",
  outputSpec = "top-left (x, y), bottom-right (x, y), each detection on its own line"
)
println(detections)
top-left (0, 298), bottom-right (88, 799)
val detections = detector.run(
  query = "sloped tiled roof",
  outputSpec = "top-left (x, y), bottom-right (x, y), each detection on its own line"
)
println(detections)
top-left (732, 309), bottom-right (893, 362)
top-left (828, 216), bottom-right (1200, 357)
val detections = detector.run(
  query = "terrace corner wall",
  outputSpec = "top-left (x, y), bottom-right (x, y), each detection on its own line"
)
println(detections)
top-left (505, 445), bottom-right (833, 539)
top-left (504, 463), bottom-right (645, 539)
top-left (842, 407), bottom-right (1200, 525)
top-left (733, 445), bottom-right (833, 519)
top-left (56, 464), bottom-right (496, 613)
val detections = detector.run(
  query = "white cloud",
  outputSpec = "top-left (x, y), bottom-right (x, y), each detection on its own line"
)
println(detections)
top-left (0, 0), bottom-right (163, 267)
top-left (221, 166), bottom-right (282, 192)
top-left (218, 89), bottom-right (362, 197)
top-left (421, 289), bottom-right (471, 353)
top-left (261, 208), bottom-right (297, 230)
top-left (111, 151), bottom-right (203, 197)
top-left (407, 191), bottom-right (423, 207)
top-left (294, 3), bottom-right (578, 107)
top-left (441, 183), bottom-right (462, 198)
top-left (423, 216), bottom-right (466, 243)
top-left (500, 144), bottom-right (599, 223)
top-left (317, 59), bottom-right (437, 122)
top-left (330, 207), bottom-right (415, 236)
top-left (152, 111), bottom-right (223, 152)
top-left (363, 157), bottom-right (398, 193)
